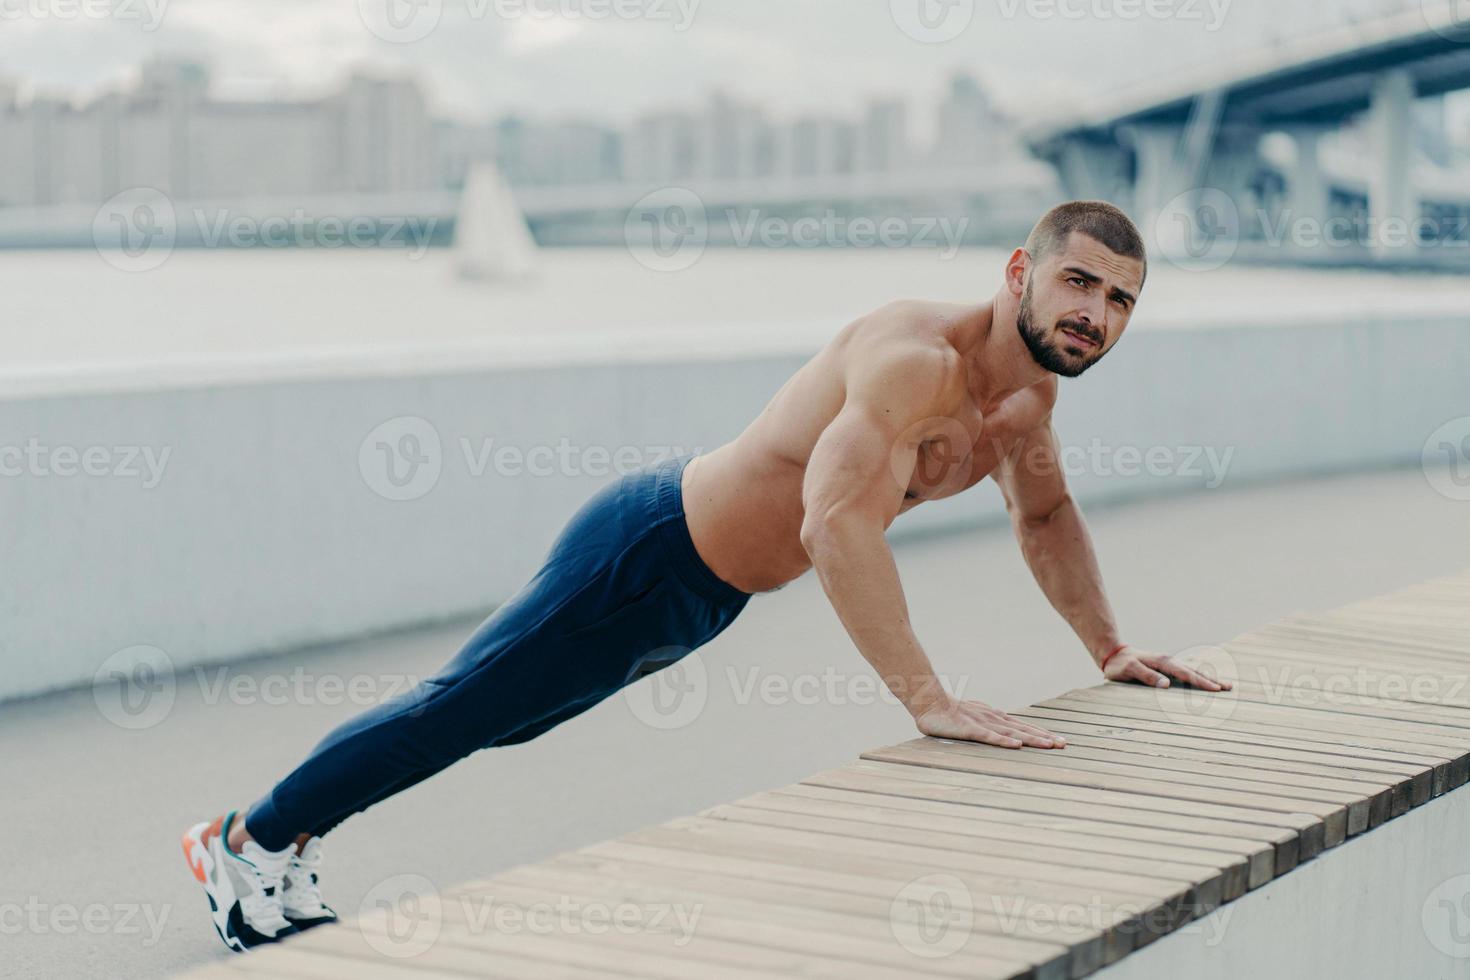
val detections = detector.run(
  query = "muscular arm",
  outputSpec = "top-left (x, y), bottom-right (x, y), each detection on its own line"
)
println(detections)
top-left (993, 419), bottom-right (1122, 666)
top-left (800, 338), bottom-right (1063, 748)
top-left (994, 419), bottom-right (1228, 691)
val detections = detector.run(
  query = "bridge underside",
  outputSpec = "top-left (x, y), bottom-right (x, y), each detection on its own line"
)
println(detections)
top-left (1028, 18), bottom-right (1470, 266)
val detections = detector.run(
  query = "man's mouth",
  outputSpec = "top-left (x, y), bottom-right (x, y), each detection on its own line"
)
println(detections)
top-left (1059, 326), bottom-right (1100, 350)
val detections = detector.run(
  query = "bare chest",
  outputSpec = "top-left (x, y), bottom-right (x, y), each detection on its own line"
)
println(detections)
top-left (899, 403), bottom-right (1045, 511)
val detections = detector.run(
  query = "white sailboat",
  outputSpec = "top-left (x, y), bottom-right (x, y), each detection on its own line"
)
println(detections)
top-left (454, 161), bottom-right (539, 281)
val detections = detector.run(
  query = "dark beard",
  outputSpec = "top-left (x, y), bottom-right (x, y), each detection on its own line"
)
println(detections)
top-left (1016, 280), bottom-right (1105, 378)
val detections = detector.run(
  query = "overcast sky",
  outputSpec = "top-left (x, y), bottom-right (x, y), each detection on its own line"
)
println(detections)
top-left (0, 0), bottom-right (1454, 126)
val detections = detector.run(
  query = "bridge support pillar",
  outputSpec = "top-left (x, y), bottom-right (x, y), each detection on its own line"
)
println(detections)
top-left (1285, 127), bottom-right (1330, 236)
top-left (1201, 129), bottom-right (1261, 236)
top-left (1123, 124), bottom-right (1182, 232)
top-left (1368, 68), bottom-right (1416, 258)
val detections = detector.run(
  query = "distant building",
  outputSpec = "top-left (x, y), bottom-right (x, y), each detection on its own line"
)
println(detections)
top-left (0, 57), bottom-right (432, 208)
top-left (861, 99), bottom-right (909, 174)
top-left (788, 116), bottom-right (858, 178)
top-left (933, 72), bottom-right (1016, 168)
top-left (490, 117), bottom-right (620, 186)
top-left (622, 110), bottom-right (701, 183)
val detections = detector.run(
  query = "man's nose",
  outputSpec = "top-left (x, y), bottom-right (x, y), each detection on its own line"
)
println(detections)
top-left (1078, 294), bottom-right (1108, 328)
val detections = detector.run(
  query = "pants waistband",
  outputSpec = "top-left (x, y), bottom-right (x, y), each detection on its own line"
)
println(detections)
top-left (653, 452), bottom-right (752, 606)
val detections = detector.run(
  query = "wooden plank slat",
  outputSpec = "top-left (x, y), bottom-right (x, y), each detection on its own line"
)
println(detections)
top-left (481, 857), bottom-right (1077, 979)
top-left (862, 739), bottom-right (1344, 849)
top-left (613, 818), bottom-right (1185, 961)
top-left (1007, 715), bottom-right (1412, 819)
top-left (569, 839), bottom-right (1114, 974)
top-left (465, 869), bottom-right (1044, 980)
top-left (1058, 685), bottom-right (1470, 763)
top-left (441, 881), bottom-right (1013, 980)
top-left (721, 789), bottom-right (1254, 897)
top-left (1229, 633), bottom-right (1470, 675)
top-left (356, 901), bottom-right (807, 980)
top-left (1014, 708), bottom-right (1433, 810)
top-left (1161, 670), bottom-right (1470, 732)
top-left (769, 782), bottom-right (1273, 891)
top-left (814, 760), bottom-right (1302, 873)
top-left (701, 802), bottom-right (1241, 902)
top-left (1219, 645), bottom-right (1470, 711)
top-left (1035, 695), bottom-right (1464, 795)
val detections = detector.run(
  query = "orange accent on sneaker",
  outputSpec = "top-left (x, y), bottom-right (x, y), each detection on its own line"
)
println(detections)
top-left (182, 815), bottom-right (224, 883)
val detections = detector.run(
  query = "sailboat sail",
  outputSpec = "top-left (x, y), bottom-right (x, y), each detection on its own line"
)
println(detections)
top-left (455, 162), bottom-right (538, 280)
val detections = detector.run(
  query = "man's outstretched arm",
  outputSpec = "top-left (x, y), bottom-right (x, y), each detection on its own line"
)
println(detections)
top-left (800, 343), bottom-right (1065, 748)
top-left (993, 418), bottom-right (1230, 691)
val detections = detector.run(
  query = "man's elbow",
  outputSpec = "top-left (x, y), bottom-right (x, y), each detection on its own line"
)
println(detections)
top-left (799, 513), bottom-right (837, 561)
top-left (799, 507), bottom-right (877, 561)
top-left (1012, 492), bottom-right (1075, 535)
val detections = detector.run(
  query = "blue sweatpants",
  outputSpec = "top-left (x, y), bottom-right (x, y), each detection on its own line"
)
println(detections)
top-left (244, 451), bottom-right (752, 851)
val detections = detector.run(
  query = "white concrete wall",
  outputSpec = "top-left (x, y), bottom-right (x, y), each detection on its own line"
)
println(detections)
top-left (4, 316), bottom-right (1467, 703)
top-left (1095, 782), bottom-right (1470, 979)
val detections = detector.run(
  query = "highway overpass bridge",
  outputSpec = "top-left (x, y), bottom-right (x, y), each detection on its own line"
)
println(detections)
top-left (1026, 3), bottom-right (1470, 265)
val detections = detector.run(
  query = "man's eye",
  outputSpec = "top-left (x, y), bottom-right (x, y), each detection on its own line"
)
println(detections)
top-left (1069, 277), bottom-right (1087, 287)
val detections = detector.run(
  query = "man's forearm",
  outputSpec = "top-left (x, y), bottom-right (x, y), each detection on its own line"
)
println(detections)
top-left (802, 516), bottom-right (949, 718)
top-left (1013, 495), bottom-right (1123, 668)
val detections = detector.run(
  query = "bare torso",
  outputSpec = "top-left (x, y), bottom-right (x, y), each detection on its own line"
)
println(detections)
top-left (682, 300), bottom-right (1057, 594)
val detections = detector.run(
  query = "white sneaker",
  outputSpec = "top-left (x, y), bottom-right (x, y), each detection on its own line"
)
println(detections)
top-left (282, 835), bottom-right (337, 931)
top-left (181, 811), bottom-right (298, 952)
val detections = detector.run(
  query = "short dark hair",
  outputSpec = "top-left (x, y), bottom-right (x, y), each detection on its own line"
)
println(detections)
top-left (1024, 200), bottom-right (1147, 287)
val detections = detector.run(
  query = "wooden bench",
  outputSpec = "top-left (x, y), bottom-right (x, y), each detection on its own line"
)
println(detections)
top-left (180, 568), bottom-right (1470, 979)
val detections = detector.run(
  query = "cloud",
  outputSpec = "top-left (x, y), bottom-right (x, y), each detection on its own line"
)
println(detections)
top-left (0, 0), bottom-right (1423, 127)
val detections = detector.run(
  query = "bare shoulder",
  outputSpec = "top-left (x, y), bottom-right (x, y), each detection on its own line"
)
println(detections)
top-left (840, 300), bottom-right (968, 378)
top-left (829, 303), bottom-right (962, 413)
top-left (858, 299), bottom-right (972, 339)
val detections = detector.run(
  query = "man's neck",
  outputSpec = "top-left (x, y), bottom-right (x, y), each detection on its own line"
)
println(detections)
top-left (953, 297), bottom-right (1051, 411)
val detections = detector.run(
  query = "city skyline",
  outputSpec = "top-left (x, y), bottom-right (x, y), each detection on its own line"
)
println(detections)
top-left (0, 53), bottom-right (1032, 209)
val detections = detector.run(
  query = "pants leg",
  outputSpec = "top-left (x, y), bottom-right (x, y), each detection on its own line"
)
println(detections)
top-left (244, 458), bottom-right (750, 850)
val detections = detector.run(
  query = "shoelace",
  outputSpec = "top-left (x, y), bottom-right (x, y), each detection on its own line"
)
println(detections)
top-left (284, 841), bottom-right (329, 916)
top-left (237, 843), bottom-right (294, 934)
